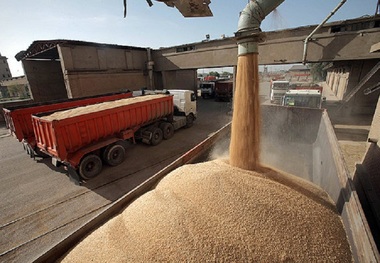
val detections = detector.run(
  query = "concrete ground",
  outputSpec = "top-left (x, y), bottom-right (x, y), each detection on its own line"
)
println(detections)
top-left (0, 124), bottom-right (10, 138)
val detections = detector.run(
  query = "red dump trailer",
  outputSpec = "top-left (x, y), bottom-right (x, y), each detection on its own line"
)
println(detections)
top-left (2, 91), bottom-right (132, 156)
top-left (214, 81), bottom-right (233, 101)
top-left (31, 93), bottom-right (196, 183)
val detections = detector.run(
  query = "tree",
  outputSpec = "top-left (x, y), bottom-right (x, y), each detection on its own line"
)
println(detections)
top-left (208, 71), bottom-right (220, 78)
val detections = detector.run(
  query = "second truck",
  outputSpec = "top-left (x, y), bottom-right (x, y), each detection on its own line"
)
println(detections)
top-left (31, 90), bottom-right (197, 183)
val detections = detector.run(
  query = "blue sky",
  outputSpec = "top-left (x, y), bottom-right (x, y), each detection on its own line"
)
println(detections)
top-left (1, 0), bottom-right (377, 76)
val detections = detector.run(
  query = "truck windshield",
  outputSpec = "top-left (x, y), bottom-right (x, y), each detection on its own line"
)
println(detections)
top-left (283, 96), bottom-right (321, 108)
top-left (200, 84), bottom-right (213, 89)
top-left (272, 83), bottom-right (289, 90)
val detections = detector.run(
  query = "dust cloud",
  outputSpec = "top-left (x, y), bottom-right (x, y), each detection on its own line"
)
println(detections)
top-left (209, 137), bottom-right (230, 160)
top-left (268, 8), bottom-right (288, 30)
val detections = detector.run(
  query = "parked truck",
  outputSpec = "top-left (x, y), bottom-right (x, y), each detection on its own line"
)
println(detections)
top-left (2, 91), bottom-right (133, 157)
top-left (200, 82), bottom-right (215, 98)
top-left (31, 90), bottom-right (197, 183)
top-left (282, 89), bottom-right (324, 109)
top-left (214, 81), bottom-right (233, 101)
top-left (269, 80), bottom-right (290, 104)
top-left (281, 84), bottom-right (325, 109)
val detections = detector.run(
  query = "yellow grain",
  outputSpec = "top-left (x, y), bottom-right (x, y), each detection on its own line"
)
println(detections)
top-left (61, 160), bottom-right (352, 262)
top-left (41, 94), bottom-right (168, 121)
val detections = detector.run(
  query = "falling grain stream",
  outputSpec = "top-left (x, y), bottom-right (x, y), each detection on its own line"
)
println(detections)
top-left (230, 53), bottom-right (261, 170)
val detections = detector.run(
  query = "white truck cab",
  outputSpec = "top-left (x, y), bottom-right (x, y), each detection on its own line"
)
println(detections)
top-left (133, 89), bottom-right (197, 122)
top-left (200, 82), bottom-right (215, 98)
top-left (270, 80), bottom-right (290, 104)
top-left (168, 89), bottom-right (197, 118)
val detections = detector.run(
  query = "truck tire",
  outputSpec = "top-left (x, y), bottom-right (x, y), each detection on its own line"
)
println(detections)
top-left (160, 122), bottom-right (174, 140)
top-left (151, 127), bottom-right (163, 146)
top-left (35, 147), bottom-right (49, 158)
top-left (185, 114), bottom-right (194, 128)
top-left (79, 154), bottom-right (103, 180)
top-left (103, 143), bottom-right (126, 166)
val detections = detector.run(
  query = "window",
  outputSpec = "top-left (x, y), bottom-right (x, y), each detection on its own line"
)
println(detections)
top-left (284, 96), bottom-right (320, 108)
top-left (176, 45), bottom-right (195, 53)
top-left (331, 20), bottom-right (380, 33)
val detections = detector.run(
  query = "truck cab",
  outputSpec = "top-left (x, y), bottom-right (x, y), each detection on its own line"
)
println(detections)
top-left (134, 89), bottom-right (197, 118)
top-left (168, 89), bottom-right (197, 118)
top-left (200, 82), bottom-right (215, 99)
top-left (270, 80), bottom-right (290, 104)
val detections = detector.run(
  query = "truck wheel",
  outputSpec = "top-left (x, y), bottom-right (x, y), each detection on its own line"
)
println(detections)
top-left (160, 122), bottom-right (174, 140)
top-left (103, 143), bottom-right (126, 166)
top-left (35, 147), bottom-right (49, 158)
top-left (185, 114), bottom-right (194, 128)
top-left (79, 154), bottom-right (103, 180)
top-left (151, 127), bottom-right (163, 146)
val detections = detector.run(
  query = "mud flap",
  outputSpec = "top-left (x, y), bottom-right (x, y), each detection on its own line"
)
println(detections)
top-left (67, 166), bottom-right (82, 186)
top-left (28, 144), bottom-right (35, 159)
top-left (23, 142), bottom-right (34, 158)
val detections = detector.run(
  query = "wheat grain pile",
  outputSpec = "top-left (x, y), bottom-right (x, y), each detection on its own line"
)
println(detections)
top-left (61, 159), bottom-right (352, 262)
top-left (41, 94), bottom-right (168, 121)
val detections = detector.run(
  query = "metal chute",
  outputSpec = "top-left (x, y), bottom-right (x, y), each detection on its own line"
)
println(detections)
top-left (124, 0), bottom-right (212, 18)
top-left (158, 0), bottom-right (212, 17)
top-left (235, 0), bottom-right (285, 55)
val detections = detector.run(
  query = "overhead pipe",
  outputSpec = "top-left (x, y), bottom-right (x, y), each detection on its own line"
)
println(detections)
top-left (147, 48), bottom-right (155, 89)
top-left (235, 0), bottom-right (285, 56)
top-left (302, 0), bottom-right (347, 64)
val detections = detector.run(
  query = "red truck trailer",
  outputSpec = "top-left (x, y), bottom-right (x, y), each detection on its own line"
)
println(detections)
top-left (31, 92), bottom-right (196, 184)
top-left (2, 91), bottom-right (132, 157)
top-left (214, 81), bottom-right (233, 101)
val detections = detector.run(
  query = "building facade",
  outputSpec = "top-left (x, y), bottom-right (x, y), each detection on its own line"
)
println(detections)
top-left (0, 76), bottom-right (29, 99)
top-left (0, 53), bottom-right (12, 81)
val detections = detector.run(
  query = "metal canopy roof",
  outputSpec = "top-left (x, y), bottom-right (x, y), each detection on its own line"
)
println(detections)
top-left (15, 39), bottom-right (146, 61)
